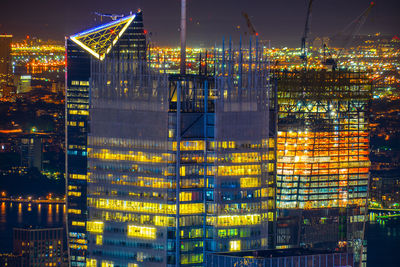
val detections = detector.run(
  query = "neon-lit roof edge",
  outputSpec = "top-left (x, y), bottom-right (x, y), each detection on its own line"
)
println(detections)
top-left (69, 13), bottom-right (137, 60)
top-left (70, 13), bottom-right (136, 38)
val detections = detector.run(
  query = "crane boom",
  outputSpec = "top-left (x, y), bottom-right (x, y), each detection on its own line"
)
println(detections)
top-left (300, 0), bottom-right (314, 68)
top-left (242, 12), bottom-right (258, 36)
top-left (337, 2), bottom-right (375, 57)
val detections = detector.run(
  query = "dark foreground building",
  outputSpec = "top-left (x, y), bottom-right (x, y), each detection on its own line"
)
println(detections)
top-left (0, 253), bottom-right (22, 267)
top-left (13, 227), bottom-right (64, 266)
top-left (207, 248), bottom-right (354, 267)
top-left (0, 34), bottom-right (13, 97)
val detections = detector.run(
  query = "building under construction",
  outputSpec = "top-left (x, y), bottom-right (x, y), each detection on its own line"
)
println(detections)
top-left (275, 69), bottom-right (371, 266)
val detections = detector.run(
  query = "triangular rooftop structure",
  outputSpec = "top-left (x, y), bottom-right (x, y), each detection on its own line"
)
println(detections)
top-left (70, 13), bottom-right (137, 60)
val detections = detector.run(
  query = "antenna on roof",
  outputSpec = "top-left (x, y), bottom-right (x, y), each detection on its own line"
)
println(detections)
top-left (180, 0), bottom-right (186, 75)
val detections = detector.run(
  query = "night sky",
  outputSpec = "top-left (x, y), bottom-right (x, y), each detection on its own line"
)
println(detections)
top-left (1, 0), bottom-right (399, 47)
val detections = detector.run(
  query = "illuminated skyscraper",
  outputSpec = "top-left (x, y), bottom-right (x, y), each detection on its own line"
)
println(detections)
top-left (0, 34), bottom-right (13, 97)
top-left (83, 40), bottom-right (275, 266)
top-left (65, 11), bottom-right (146, 266)
top-left (275, 70), bottom-right (371, 266)
top-left (67, 9), bottom-right (275, 266)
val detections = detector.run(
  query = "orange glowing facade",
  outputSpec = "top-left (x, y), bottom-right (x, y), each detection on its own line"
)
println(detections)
top-left (275, 70), bottom-right (371, 266)
top-left (276, 70), bottom-right (371, 210)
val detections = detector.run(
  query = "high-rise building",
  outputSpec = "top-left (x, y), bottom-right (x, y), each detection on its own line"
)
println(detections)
top-left (65, 11), bottom-right (146, 266)
top-left (0, 34), bottom-right (13, 97)
top-left (275, 70), bottom-right (371, 266)
top-left (20, 134), bottom-right (43, 171)
top-left (14, 74), bottom-right (32, 93)
top-left (13, 227), bottom-right (65, 267)
top-left (65, 11), bottom-right (276, 265)
top-left (83, 40), bottom-right (275, 266)
top-left (66, 10), bottom-right (277, 266)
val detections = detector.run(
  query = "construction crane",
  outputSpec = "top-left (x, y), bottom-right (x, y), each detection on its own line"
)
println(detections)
top-left (322, 1), bottom-right (375, 70)
top-left (336, 1), bottom-right (375, 58)
top-left (300, 0), bottom-right (314, 68)
top-left (241, 12), bottom-right (258, 36)
top-left (94, 12), bottom-right (124, 22)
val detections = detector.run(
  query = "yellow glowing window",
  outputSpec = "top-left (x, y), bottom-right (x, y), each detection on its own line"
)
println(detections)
top-left (128, 264), bottom-right (138, 267)
top-left (127, 225), bottom-right (156, 239)
top-left (217, 214), bottom-right (261, 226)
top-left (87, 221), bottom-right (104, 234)
top-left (70, 174), bottom-right (87, 180)
top-left (86, 259), bottom-right (97, 267)
top-left (68, 191), bottom-right (81, 197)
top-left (71, 221), bottom-right (85, 227)
top-left (218, 165), bottom-right (261, 176)
top-left (69, 110), bottom-right (89, 116)
top-left (180, 203), bottom-right (204, 214)
top-left (70, 244), bottom-right (87, 250)
top-left (180, 191), bottom-right (192, 201)
top-left (261, 188), bottom-right (275, 197)
top-left (89, 198), bottom-right (206, 215)
top-left (101, 261), bottom-right (114, 267)
top-left (96, 235), bottom-right (103, 245)
top-left (230, 240), bottom-right (241, 251)
top-left (68, 209), bottom-right (81, 214)
top-left (240, 177), bottom-right (260, 188)
top-left (180, 166), bottom-right (186, 176)
top-left (154, 216), bottom-right (175, 227)
top-left (268, 212), bottom-right (274, 221)
top-left (173, 140), bottom-right (205, 151)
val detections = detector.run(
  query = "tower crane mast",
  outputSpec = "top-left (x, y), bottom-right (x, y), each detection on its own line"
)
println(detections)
top-left (300, 0), bottom-right (315, 69)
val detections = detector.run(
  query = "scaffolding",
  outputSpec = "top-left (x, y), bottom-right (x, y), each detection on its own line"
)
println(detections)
top-left (275, 70), bottom-right (371, 265)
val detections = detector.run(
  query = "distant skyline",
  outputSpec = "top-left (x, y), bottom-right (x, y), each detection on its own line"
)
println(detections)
top-left (1, 0), bottom-right (399, 47)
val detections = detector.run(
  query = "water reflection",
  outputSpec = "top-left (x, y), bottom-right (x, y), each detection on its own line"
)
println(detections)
top-left (38, 204), bottom-right (42, 224)
top-left (63, 204), bottom-right (66, 222)
top-left (47, 204), bottom-right (53, 224)
top-left (0, 203), bottom-right (5, 224)
top-left (55, 204), bottom-right (60, 224)
top-left (17, 203), bottom-right (22, 223)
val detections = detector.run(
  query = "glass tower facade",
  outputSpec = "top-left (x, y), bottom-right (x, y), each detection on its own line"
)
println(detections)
top-left (84, 43), bottom-right (276, 266)
top-left (66, 36), bottom-right (91, 267)
top-left (66, 11), bottom-right (146, 267)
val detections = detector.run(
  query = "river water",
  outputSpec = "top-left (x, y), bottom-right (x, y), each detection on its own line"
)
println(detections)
top-left (0, 202), bottom-right (399, 266)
